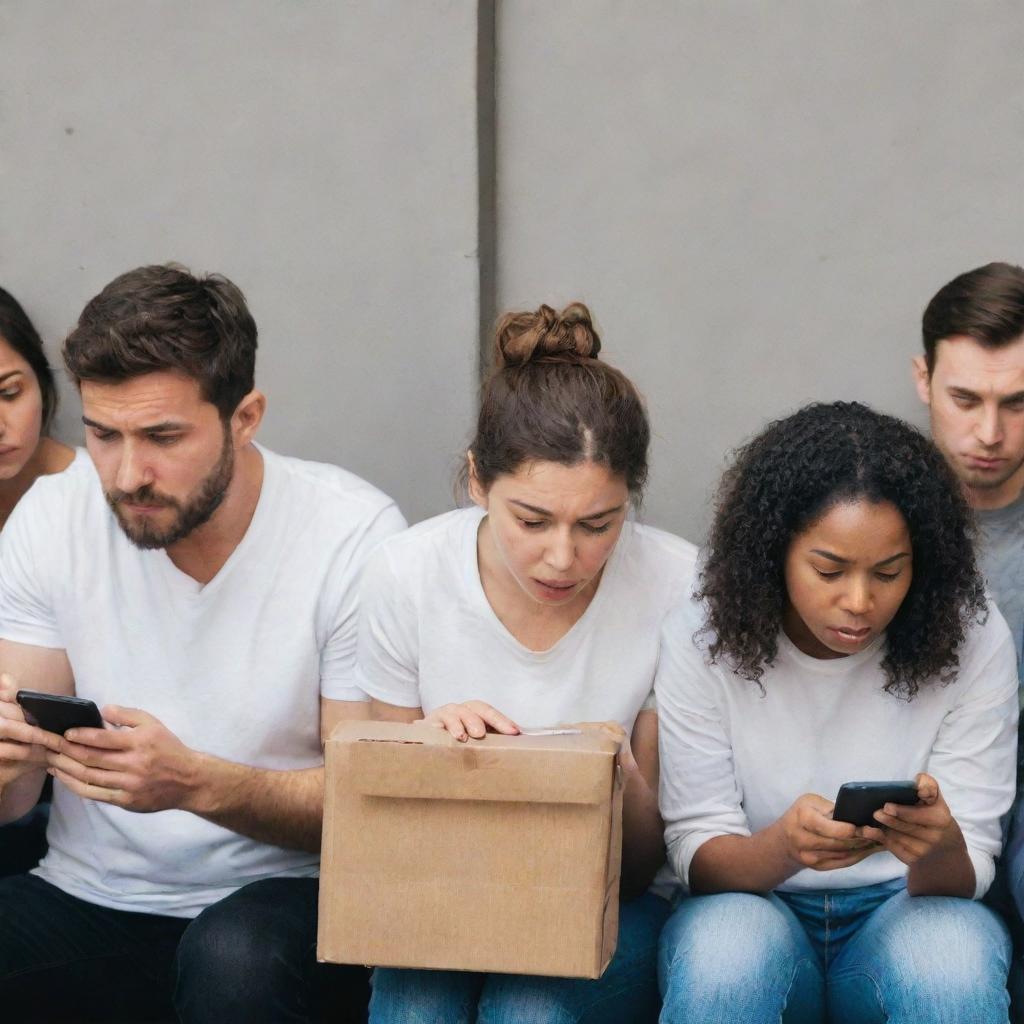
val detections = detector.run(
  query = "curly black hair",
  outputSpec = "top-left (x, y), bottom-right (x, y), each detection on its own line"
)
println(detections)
top-left (698, 401), bottom-right (985, 699)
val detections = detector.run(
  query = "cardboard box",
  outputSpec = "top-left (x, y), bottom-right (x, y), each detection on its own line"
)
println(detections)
top-left (317, 720), bottom-right (623, 979)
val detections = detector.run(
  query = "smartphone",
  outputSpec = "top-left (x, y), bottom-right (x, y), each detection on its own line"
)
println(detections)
top-left (16, 690), bottom-right (103, 735)
top-left (833, 780), bottom-right (919, 827)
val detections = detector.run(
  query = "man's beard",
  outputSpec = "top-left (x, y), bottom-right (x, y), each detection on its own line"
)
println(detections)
top-left (106, 429), bottom-right (235, 550)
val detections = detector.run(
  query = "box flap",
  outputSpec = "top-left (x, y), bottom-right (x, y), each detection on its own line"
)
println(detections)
top-left (331, 720), bottom-right (618, 805)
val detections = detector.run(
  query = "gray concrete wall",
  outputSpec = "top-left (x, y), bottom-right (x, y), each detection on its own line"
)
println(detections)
top-left (4, 1), bottom-right (1021, 539)
top-left (496, 0), bottom-right (1024, 540)
top-left (0, 0), bottom-right (480, 524)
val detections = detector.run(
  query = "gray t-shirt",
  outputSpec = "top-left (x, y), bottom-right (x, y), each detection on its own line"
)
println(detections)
top-left (977, 493), bottom-right (1024, 689)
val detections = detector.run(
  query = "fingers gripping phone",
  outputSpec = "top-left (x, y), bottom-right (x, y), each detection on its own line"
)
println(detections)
top-left (16, 690), bottom-right (103, 736)
top-left (833, 780), bottom-right (919, 827)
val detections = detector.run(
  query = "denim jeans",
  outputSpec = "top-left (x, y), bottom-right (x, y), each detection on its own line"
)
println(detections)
top-left (0, 873), bottom-right (368, 1023)
top-left (658, 877), bottom-right (1011, 1023)
top-left (369, 891), bottom-right (672, 1024)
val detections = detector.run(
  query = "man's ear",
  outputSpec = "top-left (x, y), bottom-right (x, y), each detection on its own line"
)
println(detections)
top-left (911, 355), bottom-right (932, 407)
top-left (466, 450), bottom-right (487, 509)
top-left (230, 389), bottom-right (266, 447)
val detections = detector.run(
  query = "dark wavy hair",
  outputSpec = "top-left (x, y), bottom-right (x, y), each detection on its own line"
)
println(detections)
top-left (0, 287), bottom-right (58, 432)
top-left (63, 264), bottom-right (257, 420)
top-left (698, 401), bottom-right (985, 699)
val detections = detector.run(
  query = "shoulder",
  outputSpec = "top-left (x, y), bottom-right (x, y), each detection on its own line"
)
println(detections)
top-left (259, 448), bottom-right (406, 553)
top-left (368, 507), bottom-right (479, 579)
top-left (617, 521), bottom-right (699, 594)
top-left (12, 448), bottom-right (99, 518)
top-left (659, 591), bottom-right (713, 659)
top-left (265, 447), bottom-right (397, 518)
top-left (955, 599), bottom-right (1017, 685)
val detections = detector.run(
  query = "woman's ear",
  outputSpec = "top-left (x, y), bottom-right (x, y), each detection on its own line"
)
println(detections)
top-left (466, 450), bottom-right (488, 509)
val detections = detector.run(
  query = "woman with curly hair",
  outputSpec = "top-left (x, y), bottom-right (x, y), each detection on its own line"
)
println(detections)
top-left (656, 402), bottom-right (1017, 1023)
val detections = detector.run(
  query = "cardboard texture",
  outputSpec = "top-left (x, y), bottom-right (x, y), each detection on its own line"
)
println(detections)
top-left (318, 720), bottom-right (623, 979)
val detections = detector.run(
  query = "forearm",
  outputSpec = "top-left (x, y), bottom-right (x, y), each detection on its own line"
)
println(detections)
top-left (0, 766), bottom-right (46, 825)
top-left (906, 826), bottom-right (976, 898)
top-left (620, 766), bottom-right (665, 900)
top-left (183, 755), bottom-right (324, 853)
top-left (688, 824), bottom-right (798, 895)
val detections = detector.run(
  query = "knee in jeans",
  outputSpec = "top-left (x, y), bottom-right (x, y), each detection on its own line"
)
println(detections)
top-left (176, 908), bottom-right (288, 989)
top-left (874, 897), bottom-right (1008, 996)
top-left (662, 893), bottom-right (797, 993)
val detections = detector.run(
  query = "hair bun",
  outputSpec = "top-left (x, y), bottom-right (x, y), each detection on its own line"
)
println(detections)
top-left (494, 302), bottom-right (601, 369)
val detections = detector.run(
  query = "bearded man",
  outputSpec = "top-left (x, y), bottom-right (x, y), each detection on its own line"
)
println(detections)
top-left (0, 265), bottom-right (404, 1022)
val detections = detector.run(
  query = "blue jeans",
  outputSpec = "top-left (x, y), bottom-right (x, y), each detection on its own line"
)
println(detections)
top-left (658, 878), bottom-right (1011, 1023)
top-left (369, 891), bottom-right (671, 1024)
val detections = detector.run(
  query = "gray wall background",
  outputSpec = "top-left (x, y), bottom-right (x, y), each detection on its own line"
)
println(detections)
top-left (3, 0), bottom-right (1023, 537)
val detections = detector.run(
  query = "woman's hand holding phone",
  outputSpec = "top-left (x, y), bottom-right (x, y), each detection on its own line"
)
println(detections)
top-left (855, 772), bottom-right (964, 867)
top-left (779, 793), bottom-right (882, 872)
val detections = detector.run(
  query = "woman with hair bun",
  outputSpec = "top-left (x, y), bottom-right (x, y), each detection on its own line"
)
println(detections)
top-left (358, 303), bottom-right (697, 1022)
top-left (656, 401), bottom-right (1017, 1023)
top-left (0, 287), bottom-right (78, 876)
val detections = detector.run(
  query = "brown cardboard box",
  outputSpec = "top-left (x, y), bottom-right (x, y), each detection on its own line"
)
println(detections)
top-left (317, 720), bottom-right (623, 979)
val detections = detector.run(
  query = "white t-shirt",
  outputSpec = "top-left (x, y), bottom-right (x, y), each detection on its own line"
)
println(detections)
top-left (0, 444), bottom-right (405, 917)
top-left (656, 594), bottom-right (1019, 899)
top-left (355, 506), bottom-right (697, 735)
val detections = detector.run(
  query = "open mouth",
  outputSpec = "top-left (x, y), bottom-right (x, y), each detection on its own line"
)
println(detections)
top-left (830, 625), bottom-right (871, 642)
top-left (533, 578), bottom-right (578, 599)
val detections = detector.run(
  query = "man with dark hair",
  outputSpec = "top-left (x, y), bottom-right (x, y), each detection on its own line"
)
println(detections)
top-left (914, 260), bottom-right (1024, 1016)
top-left (914, 261), bottom-right (1024, 674)
top-left (0, 265), bottom-right (405, 1022)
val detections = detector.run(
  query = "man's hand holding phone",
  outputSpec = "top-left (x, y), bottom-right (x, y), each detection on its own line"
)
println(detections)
top-left (778, 793), bottom-right (881, 872)
top-left (47, 705), bottom-right (201, 814)
top-left (0, 674), bottom-right (64, 792)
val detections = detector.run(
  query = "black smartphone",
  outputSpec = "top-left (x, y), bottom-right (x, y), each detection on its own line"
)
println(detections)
top-left (16, 690), bottom-right (103, 735)
top-left (833, 780), bottom-right (919, 827)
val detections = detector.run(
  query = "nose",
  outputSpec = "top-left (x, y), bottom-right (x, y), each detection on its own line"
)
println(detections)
top-left (115, 442), bottom-right (155, 495)
top-left (840, 576), bottom-right (872, 618)
top-left (976, 405), bottom-right (1003, 448)
top-left (543, 528), bottom-right (575, 573)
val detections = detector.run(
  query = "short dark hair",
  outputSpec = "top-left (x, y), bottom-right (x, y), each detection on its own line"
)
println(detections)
top-left (922, 262), bottom-right (1024, 372)
top-left (697, 401), bottom-right (985, 700)
top-left (0, 286), bottom-right (59, 433)
top-left (469, 302), bottom-right (649, 496)
top-left (63, 264), bottom-right (257, 419)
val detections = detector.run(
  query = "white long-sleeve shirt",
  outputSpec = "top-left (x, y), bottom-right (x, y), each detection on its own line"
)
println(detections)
top-left (656, 595), bottom-right (1019, 899)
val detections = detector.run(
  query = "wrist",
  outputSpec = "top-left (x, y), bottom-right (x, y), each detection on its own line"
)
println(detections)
top-left (178, 750), bottom-right (217, 816)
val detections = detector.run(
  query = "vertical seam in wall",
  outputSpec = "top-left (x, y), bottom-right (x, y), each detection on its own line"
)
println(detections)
top-left (476, 0), bottom-right (497, 382)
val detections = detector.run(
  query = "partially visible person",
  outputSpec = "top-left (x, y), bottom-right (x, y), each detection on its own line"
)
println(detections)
top-left (0, 286), bottom-right (77, 878)
top-left (0, 265), bottom-right (404, 1022)
top-left (657, 402), bottom-right (1017, 1024)
top-left (359, 303), bottom-right (697, 1024)
top-left (913, 261), bottom-right (1024, 1016)
top-left (913, 261), bottom-right (1024, 678)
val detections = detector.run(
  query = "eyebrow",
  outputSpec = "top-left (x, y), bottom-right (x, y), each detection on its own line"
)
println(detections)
top-left (0, 370), bottom-right (24, 384)
top-left (810, 549), bottom-right (911, 568)
top-left (82, 416), bottom-right (187, 433)
top-left (508, 499), bottom-right (625, 521)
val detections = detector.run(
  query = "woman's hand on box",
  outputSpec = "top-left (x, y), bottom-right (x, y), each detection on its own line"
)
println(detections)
top-left (420, 701), bottom-right (520, 742)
